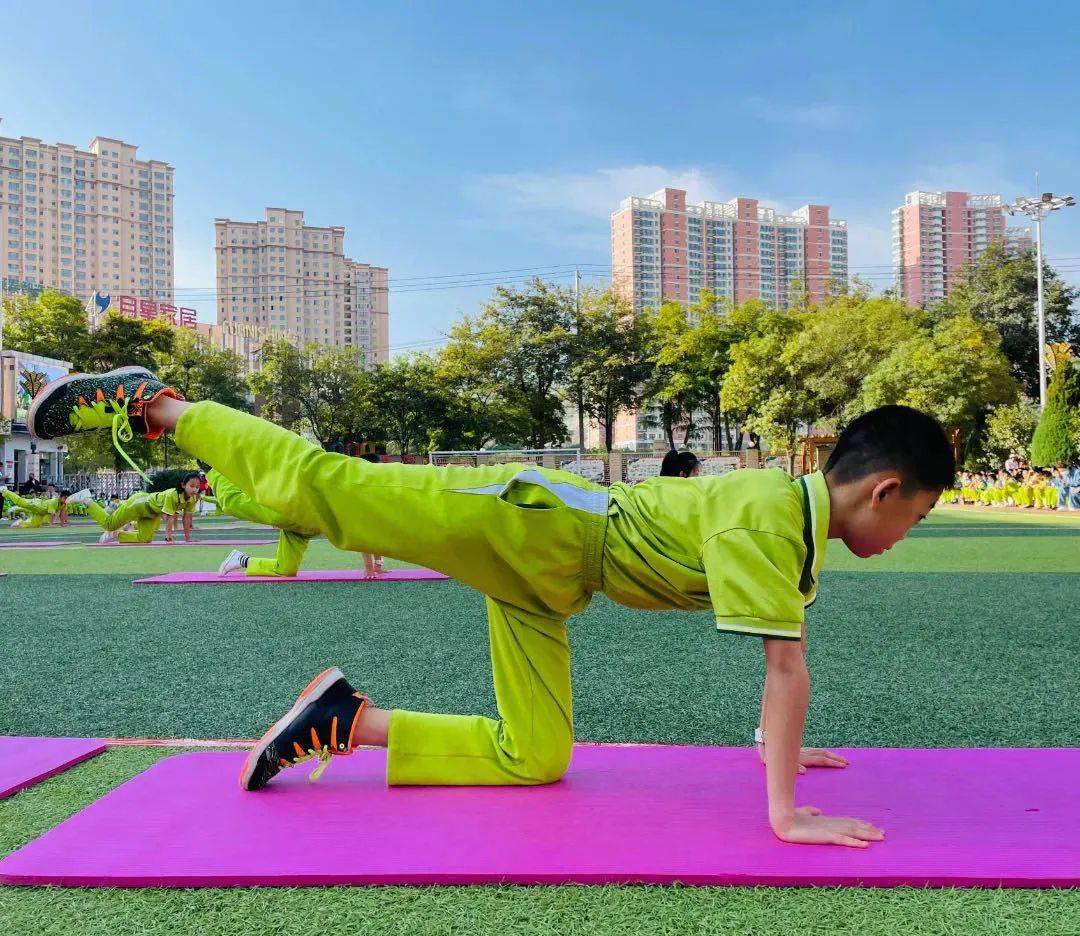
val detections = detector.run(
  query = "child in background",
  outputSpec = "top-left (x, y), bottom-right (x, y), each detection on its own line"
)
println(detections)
top-left (1, 487), bottom-right (76, 528)
top-left (659, 450), bottom-right (701, 478)
top-left (210, 468), bottom-right (318, 578)
top-left (360, 453), bottom-right (384, 577)
top-left (32, 367), bottom-right (955, 848)
top-left (68, 471), bottom-right (201, 544)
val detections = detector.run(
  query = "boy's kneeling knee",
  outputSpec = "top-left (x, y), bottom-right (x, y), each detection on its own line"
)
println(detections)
top-left (519, 739), bottom-right (572, 784)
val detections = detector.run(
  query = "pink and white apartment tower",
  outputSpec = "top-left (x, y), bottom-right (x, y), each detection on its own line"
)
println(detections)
top-left (611, 188), bottom-right (848, 312)
top-left (891, 191), bottom-right (1033, 306)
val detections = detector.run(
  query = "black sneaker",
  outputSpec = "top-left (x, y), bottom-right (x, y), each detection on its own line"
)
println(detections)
top-left (27, 366), bottom-right (181, 442)
top-left (240, 667), bottom-right (369, 791)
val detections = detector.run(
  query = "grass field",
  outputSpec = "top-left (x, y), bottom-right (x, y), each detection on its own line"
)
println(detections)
top-left (1, 507), bottom-right (1078, 934)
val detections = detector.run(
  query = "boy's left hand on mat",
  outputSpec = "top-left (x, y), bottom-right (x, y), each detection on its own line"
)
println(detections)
top-left (758, 747), bottom-right (850, 772)
top-left (797, 748), bottom-right (848, 771)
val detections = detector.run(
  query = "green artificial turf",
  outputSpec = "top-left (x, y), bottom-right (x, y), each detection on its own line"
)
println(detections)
top-left (0, 749), bottom-right (1076, 936)
top-left (1, 567), bottom-right (1077, 744)
top-left (0, 509), bottom-right (1077, 932)
top-left (0, 536), bottom-right (411, 575)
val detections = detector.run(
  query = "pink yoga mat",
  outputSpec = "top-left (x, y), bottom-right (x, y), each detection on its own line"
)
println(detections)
top-left (0, 540), bottom-right (78, 548)
top-left (133, 569), bottom-right (449, 585)
top-left (0, 737), bottom-right (106, 801)
top-left (1, 746), bottom-right (1075, 888)
top-left (88, 539), bottom-right (277, 548)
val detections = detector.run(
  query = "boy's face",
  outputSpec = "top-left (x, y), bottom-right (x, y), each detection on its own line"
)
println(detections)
top-left (842, 475), bottom-right (940, 558)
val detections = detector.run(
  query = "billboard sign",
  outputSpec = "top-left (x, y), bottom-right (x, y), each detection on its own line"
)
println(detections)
top-left (92, 292), bottom-right (196, 329)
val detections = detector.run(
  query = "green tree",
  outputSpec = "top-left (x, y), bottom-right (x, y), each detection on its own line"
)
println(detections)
top-left (301, 347), bottom-right (380, 449)
top-left (985, 401), bottom-right (1041, 465)
top-left (155, 330), bottom-right (250, 411)
top-left (642, 299), bottom-right (698, 447)
top-left (249, 339), bottom-right (307, 431)
top-left (856, 315), bottom-right (1019, 431)
top-left (572, 288), bottom-right (653, 451)
top-left (721, 309), bottom-right (816, 471)
top-left (250, 340), bottom-right (377, 449)
top-left (438, 280), bottom-right (574, 449)
top-left (370, 355), bottom-right (446, 455)
top-left (940, 243), bottom-right (1079, 398)
top-left (437, 309), bottom-right (518, 449)
top-left (1030, 364), bottom-right (1079, 467)
top-left (82, 311), bottom-right (175, 372)
top-left (793, 293), bottom-right (926, 426)
top-left (1, 290), bottom-right (90, 363)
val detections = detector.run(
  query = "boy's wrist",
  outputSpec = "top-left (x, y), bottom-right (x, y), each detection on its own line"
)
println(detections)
top-left (768, 804), bottom-right (796, 829)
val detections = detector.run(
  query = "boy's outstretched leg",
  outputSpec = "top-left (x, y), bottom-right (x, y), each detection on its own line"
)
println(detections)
top-left (28, 372), bottom-right (606, 618)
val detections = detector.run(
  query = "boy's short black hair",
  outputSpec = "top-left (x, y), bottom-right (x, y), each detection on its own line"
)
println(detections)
top-left (824, 405), bottom-right (955, 493)
top-left (59, 489), bottom-right (71, 498)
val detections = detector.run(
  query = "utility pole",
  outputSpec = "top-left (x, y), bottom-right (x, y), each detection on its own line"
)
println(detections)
top-left (574, 267), bottom-right (585, 451)
top-left (1004, 180), bottom-right (1075, 408)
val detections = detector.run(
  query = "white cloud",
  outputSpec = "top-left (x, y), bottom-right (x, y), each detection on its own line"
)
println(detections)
top-left (466, 164), bottom-right (735, 220)
top-left (746, 97), bottom-right (859, 128)
top-left (461, 164), bottom-right (746, 252)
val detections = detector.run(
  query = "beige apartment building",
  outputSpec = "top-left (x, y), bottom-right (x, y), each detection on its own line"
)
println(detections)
top-left (0, 134), bottom-right (173, 301)
top-left (214, 208), bottom-right (388, 363)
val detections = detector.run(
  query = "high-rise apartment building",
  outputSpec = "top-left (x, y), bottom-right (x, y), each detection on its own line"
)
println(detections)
top-left (0, 135), bottom-right (173, 301)
top-left (612, 188), bottom-right (848, 311)
top-left (892, 191), bottom-right (1033, 306)
top-left (214, 208), bottom-right (388, 363)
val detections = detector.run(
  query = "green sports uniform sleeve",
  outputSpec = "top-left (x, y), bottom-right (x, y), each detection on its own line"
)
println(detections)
top-left (701, 528), bottom-right (806, 640)
top-left (157, 489), bottom-right (180, 516)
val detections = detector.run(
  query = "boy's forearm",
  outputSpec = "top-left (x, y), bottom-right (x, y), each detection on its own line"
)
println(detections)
top-left (762, 658), bottom-right (809, 826)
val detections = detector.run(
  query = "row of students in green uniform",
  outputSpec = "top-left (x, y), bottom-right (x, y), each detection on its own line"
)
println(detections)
top-left (28, 364), bottom-right (953, 848)
top-left (940, 468), bottom-right (1066, 510)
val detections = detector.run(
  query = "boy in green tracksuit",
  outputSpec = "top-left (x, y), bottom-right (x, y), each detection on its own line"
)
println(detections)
top-left (69, 474), bottom-right (201, 544)
top-left (1, 488), bottom-right (73, 528)
top-left (29, 368), bottom-right (953, 849)
top-left (206, 468), bottom-right (318, 578)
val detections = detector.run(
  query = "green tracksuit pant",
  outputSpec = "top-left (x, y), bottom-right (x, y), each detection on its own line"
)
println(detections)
top-left (174, 401), bottom-right (608, 786)
top-left (85, 493), bottom-right (165, 543)
top-left (205, 468), bottom-right (314, 577)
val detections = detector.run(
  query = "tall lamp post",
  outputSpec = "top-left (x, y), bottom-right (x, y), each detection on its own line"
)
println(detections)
top-left (1004, 189), bottom-right (1075, 408)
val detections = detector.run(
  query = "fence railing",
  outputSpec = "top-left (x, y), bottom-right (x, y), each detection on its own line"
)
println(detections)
top-left (430, 449), bottom-right (802, 485)
top-left (63, 471), bottom-right (145, 498)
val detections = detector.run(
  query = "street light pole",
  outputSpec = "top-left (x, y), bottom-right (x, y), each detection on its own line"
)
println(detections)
top-left (1033, 213), bottom-right (1047, 406)
top-left (1004, 187), bottom-right (1076, 409)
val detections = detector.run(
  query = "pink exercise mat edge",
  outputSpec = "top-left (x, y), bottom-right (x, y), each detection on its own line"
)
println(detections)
top-left (0, 736), bottom-right (107, 801)
top-left (133, 568), bottom-right (449, 584)
top-left (0, 540), bottom-right (80, 548)
top-left (0, 745), bottom-right (1075, 889)
top-left (87, 539), bottom-right (278, 548)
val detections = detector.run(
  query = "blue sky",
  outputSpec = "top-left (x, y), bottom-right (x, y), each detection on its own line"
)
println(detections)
top-left (3, 0), bottom-right (1079, 354)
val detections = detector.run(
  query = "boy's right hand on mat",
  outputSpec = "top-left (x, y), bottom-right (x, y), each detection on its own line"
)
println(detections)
top-left (771, 806), bottom-right (885, 848)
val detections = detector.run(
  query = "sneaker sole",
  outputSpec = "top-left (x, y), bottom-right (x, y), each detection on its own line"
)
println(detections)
top-left (239, 666), bottom-right (345, 791)
top-left (27, 366), bottom-right (154, 440)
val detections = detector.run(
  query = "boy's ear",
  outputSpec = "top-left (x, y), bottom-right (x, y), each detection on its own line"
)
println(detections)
top-left (871, 476), bottom-right (903, 505)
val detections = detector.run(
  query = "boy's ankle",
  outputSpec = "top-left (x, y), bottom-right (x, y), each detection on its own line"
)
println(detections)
top-left (352, 704), bottom-right (391, 748)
